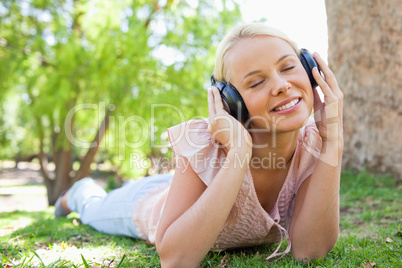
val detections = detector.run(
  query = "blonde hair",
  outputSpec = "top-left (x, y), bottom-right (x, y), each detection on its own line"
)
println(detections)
top-left (214, 23), bottom-right (299, 82)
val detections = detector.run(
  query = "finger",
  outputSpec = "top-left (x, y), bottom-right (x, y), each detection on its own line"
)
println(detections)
top-left (313, 87), bottom-right (324, 111)
top-left (313, 67), bottom-right (336, 101)
top-left (212, 86), bottom-right (224, 112)
top-left (313, 52), bottom-right (340, 92)
top-left (208, 87), bottom-right (216, 116)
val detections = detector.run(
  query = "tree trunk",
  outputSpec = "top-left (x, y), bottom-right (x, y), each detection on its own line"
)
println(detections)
top-left (74, 110), bottom-right (111, 182)
top-left (44, 149), bottom-right (73, 205)
top-left (38, 110), bottom-right (111, 205)
top-left (325, 0), bottom-right (402, 179)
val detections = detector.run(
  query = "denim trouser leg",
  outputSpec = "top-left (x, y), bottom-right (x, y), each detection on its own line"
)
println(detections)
top-left (65, 174), bottom-right (173, 239)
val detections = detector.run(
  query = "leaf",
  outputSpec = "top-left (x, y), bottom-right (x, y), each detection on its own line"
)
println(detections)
top-left (60, 241), bottom-right (68, 249)
top-left (0, 0), bottom-right (241, 188)
top-left (219, 253), bottom-right (228, 267)
top-left (81, 254), bottom-right (90, 268)
top-left (364, 262), bottom-right (376, 268)
top-left (32, 250), bottom-right (45, 267)
top-left (116, 254), bottom-right (127, 268)
top-left (1, 253), bottom-right (15, 267)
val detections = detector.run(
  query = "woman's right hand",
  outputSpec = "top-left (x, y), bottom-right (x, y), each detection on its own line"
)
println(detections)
top-left (207, 86), bottom-right (252, 153)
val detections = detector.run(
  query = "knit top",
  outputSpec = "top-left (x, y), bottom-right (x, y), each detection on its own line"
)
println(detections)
top-left (132, 117), bottom-right (322, 259)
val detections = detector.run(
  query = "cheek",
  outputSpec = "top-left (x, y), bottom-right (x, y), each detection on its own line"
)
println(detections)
top-left (242, 92), bottom-right (267, 115)
top-left (306, 90), bottom-right (314, 108)
top-left (296, 72), bottom-right (314, 107)
top-left (307, 86), bottom-right (315, 107)
top-left (302, 92), bottom-right (314, 118)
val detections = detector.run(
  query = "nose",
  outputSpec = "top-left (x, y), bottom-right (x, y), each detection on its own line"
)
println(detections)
top-left (270, 75), bottom-right (291, 96)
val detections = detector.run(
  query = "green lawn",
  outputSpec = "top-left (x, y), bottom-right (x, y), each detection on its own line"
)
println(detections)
top-left (1, 170), bottom-right (401, 267)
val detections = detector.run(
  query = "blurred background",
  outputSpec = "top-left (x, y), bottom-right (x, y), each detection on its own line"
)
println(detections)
top-left (0, 0), bottom-right (400, 210)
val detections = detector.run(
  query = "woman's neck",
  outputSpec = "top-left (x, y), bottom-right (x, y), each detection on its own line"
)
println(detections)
top-left (250, 129), bottom-right (299, 170)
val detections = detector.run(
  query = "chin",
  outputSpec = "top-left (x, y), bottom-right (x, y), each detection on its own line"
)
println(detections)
top-left (274, 123), bottom-right (304, 134)
top-left (270, 112), bottom-right (311, 133)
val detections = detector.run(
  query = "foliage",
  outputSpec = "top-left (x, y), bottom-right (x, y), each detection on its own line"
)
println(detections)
top-left (0, 170), bottom-right (400, 267)
top-left (0, 0), bottom-right (241, 201)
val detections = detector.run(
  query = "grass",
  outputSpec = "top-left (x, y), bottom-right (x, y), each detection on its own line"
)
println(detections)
top-left (0, 170), bottom-right (401, 267)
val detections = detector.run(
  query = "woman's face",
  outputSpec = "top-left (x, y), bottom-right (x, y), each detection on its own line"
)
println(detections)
top-left (225, 36), bottom-right (314, 133)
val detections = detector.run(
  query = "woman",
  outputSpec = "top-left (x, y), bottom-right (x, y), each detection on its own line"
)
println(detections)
top-left (55, 23), bottom-right (343, 266)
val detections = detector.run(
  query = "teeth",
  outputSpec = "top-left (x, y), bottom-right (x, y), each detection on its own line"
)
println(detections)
top-left (274, 99), bottom-right (299, 111)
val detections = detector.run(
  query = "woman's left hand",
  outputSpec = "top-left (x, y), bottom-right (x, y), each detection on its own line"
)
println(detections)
top-left (312, 52), bottom-right (344, 146)
top-left (290, 53), bottom-right (343, 260)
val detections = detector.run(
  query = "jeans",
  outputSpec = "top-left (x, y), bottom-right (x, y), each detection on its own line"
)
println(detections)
top-left (66, 174), bottom-right (173, 238)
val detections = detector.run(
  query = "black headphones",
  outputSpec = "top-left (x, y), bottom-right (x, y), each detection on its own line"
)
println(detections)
top-left (211, 48), bottom-right (320, 123)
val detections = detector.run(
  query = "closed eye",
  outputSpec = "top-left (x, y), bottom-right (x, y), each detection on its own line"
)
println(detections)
top-left (282, 66), bottom-right (295, 72)
top-left (250, 80), bottom-right (264, 88)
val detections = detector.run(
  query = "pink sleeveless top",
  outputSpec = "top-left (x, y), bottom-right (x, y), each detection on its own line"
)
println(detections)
top-left (133, 117), bottom-right (322, 260)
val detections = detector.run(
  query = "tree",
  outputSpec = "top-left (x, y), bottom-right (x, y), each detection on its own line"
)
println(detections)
top-left (0, 0), bottom-right (241, 204)
top-left (325, 0), bottom-right (402, 179)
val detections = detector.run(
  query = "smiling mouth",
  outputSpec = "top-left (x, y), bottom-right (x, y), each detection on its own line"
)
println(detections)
top-left (273, 98), bottom-right (301, 112)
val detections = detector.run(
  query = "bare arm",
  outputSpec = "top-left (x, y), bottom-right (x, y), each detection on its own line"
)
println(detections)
top-left (289, 140), bottom-right (342, 260)
top-left (156, 148), bottom-right (250, 267)
top-left (156, 87), bottom-right (252, 267)
top-left (289, 53), bottom-right (344, 260)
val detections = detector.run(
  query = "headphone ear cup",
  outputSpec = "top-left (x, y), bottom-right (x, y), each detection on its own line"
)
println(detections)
top-left (299, 48), bottom-right (320, 88)
top-left (212, 80), bottom-right (249, 123)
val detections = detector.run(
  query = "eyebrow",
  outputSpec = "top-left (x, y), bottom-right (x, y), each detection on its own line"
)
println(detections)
top-left (241, 54), bottom-right (294, 83)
